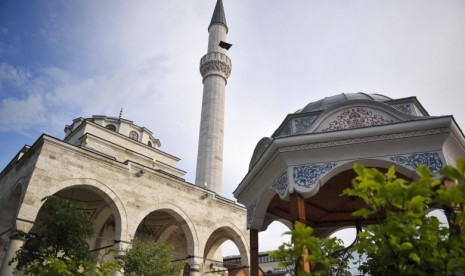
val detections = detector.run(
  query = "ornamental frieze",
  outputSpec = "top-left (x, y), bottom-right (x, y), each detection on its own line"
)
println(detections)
top-left (322, 107), bottom-right (394, 132)
top-left (390, 152), bottom-right (443, 173)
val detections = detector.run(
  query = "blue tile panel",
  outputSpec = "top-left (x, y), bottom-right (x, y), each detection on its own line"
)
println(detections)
top-left (293, 162), bottom-right (338, 188)
top-left (390, 152), bottom-right (443, 173)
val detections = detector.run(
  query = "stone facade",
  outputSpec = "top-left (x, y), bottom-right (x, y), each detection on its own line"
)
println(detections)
top-left (0, 117), bottom-right (249, 275)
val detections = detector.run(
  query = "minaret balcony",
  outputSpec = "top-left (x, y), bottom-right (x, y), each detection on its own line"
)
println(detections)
top-left (200, 52), bottom-right (232, 80)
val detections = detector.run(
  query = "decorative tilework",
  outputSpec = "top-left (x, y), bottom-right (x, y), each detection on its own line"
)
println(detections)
top-left (392, 104), bottom-right (413, 115)
top-left (293, 162), bottom-right (337, 188)
top-left (322, 108), bottom-right (394, 132)
top-left (247, 200), bottom-right (258, 228)
top-left (278, 123), bottom-right (291, 137)
top-left (271, 170), bottom-right (288, 198)
top-left (263, 214), bottom-right (278, 231)
top-left (293, 116), bottom-right (317, 133)
top-left (390, 152), bottom-right (443, 173)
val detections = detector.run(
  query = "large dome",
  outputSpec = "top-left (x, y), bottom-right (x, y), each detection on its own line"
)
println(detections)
top-left (296, 92), bottom-right (392, 113)
top-left (250, 92), bottom-right (428, 171)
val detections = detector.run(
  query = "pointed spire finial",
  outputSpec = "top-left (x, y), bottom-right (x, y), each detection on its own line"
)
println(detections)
top-left (209, 0), bottom-right (228, 32)
top-left (119, 108), bottom-right (123, 119)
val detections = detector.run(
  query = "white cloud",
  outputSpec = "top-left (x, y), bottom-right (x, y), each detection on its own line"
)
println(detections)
top-left (0, 95), bottom-right (46, 133)
top-left (0, 63), bottom-right (30, 88)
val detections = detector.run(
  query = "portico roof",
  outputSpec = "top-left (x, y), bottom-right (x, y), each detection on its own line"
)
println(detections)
top-left (234, 94), bottom-right (465, 232)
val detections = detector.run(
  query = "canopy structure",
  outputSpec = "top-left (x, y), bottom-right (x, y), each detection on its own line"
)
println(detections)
top-left (233, 93), bottom-right (465, 275)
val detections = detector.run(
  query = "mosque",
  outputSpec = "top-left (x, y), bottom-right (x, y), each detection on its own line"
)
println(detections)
top-left (1, 1), bottom-right (465, 276)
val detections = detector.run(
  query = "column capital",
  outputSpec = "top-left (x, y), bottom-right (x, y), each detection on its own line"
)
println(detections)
top-left (15, 218), bottom-right (34, 233)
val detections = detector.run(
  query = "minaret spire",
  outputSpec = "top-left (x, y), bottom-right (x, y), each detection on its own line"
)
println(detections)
top-left (209, 0), bottom-right (228, 32)
top-left (195, 0), bottom-right (232, 194)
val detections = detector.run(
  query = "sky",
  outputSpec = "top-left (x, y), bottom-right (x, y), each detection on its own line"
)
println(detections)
top-left (1, 0), bottom-right (465, 255)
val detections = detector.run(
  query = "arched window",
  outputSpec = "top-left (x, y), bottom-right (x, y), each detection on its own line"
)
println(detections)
top-left (129, 131), bottom-right (139, 141)
top-left (105, 124), bottom-right (116, 131)
top-left (148, 141), bottom-right (152, 147)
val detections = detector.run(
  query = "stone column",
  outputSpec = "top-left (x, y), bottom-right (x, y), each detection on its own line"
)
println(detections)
top-left (188, 257), bottom-right (203, 276)
top-left (0, 236), bottom-right (24, 276)
top-left (113, 241), bottom-right (129, 276)
top-left (0, 219), bottom-right (33, 276)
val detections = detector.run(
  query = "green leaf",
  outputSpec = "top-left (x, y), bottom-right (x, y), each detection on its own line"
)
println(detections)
top-left (440, 166), bottom-right (462, 180)
top-left (409, 253), bottom-right (420, 264)
top-left (352, 208), bottom-right (373, 219)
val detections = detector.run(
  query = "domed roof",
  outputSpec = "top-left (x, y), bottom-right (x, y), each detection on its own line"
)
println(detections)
top-left (296, 92), bottom-right (392, 113)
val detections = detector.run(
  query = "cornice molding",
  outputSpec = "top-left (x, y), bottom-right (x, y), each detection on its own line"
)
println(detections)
top-left (279, 127), bottom-right (449, 153)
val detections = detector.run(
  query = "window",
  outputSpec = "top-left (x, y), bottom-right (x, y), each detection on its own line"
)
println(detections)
top-left (105, 124), bottom-right (116, 131)
top-left (148, 141), bottom-right (152, 147)
top-left (129, 131), bottom-right (139, 141)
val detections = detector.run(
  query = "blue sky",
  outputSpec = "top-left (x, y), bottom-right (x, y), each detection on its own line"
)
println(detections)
top-left (1, 0), bottom-right (465, 253)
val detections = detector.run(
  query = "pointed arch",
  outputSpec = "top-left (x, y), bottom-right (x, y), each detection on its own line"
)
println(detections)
top-left (131, 202), bottom-right (198, 257)
top-left (203, 222), bottom-right (250, 269)
top-left (17, 178), bottom-right (127, 241)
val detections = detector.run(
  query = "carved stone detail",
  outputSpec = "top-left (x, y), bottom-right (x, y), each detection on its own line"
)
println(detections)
top-left (322, 107), bottom-right (394, 132)
top-left (200, 52), bottom-right (231, 80)
top-left (279, 128), bottom-right (449, 153)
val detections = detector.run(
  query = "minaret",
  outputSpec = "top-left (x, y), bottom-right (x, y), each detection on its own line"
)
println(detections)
top-left (195, 0), bottom-right (231, 194)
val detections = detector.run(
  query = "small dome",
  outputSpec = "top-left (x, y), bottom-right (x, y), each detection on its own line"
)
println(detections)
top-left (297, 93), bottom-right (392, 113)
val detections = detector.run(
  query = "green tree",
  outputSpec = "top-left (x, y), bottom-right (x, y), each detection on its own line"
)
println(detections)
top-left (11, 196), bottom-right (120, 275)
top-left (343, 161), bottom-right (465, 275)
top-left (273, 158), bottom-right (465, 275)
top-left (117, 238), bottom-right (185, 276)
top-left (270, 221), bottom-right (348, 276)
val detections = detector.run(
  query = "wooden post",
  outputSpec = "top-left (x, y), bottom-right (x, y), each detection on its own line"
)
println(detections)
top-left (250, 229), bottom-right (259, 276)
top-left (290, 192), bottom-right (306, 224)
top-left (290, 192), bottom-right (310, 273)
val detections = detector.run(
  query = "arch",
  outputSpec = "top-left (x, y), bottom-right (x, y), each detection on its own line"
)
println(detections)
top-left (93, 207), bottom-right (114, 236)
top-left (0, 183), bottom-right (24, 234)
top-left (17, 178), bottom-right (127, 241)
top-left (249, 189), bottom-right (279, 230)
top-left (131, 202), bottom-right (198, 257)
top-left (262, 217), bottom-right (292, 232)
top-left (0, 181), bottom-right (25, 266)
top-left (105, 124), bottom-right (116, 131)
top-left (203, 222), bottom-right (250, 270)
